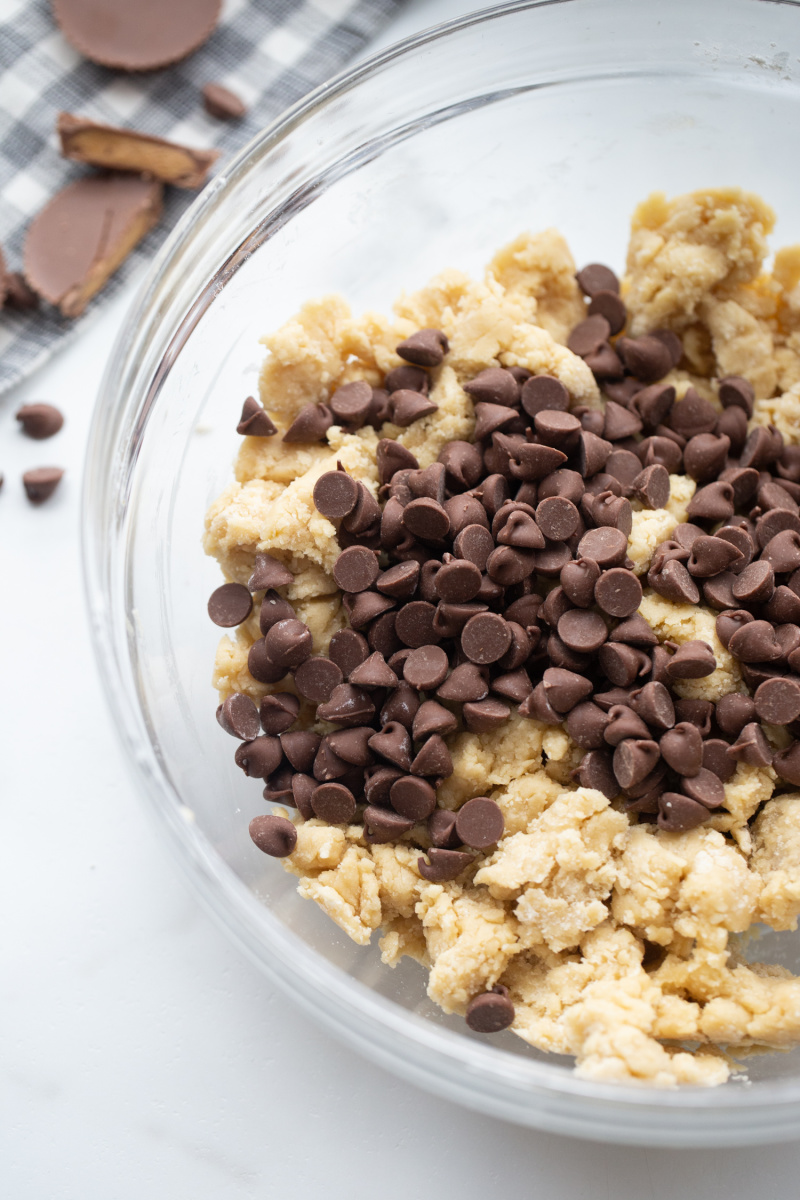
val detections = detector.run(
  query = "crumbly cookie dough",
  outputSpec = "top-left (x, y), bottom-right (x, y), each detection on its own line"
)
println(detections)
top-left (205, 189), bottom-right (800, 1086)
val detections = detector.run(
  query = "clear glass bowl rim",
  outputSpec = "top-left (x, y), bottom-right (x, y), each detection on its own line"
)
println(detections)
top-left (82, 0), bottom-right (800, 1145)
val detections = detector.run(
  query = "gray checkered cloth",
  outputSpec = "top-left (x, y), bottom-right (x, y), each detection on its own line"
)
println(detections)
top-left (0, 0), bottom-right (404, 394)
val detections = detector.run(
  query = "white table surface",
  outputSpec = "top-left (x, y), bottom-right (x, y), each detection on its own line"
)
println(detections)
top-left (3, 1), bottom-right (800, 1195)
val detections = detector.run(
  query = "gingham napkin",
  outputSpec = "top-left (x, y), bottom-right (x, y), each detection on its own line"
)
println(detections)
top-left (0, 0), bottom-right (405, 394)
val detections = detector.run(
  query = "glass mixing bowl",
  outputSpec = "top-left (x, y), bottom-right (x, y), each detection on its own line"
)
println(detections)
top-left (83, 0), bottom-right (800, 1145)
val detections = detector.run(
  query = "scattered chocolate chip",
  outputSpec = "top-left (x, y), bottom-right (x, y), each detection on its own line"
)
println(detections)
top-left (265, 618), bottom-right (313, 671)
top-left (418, 848), bottom-right (475, 882)
top-left (317, 683), bottom-right (375, 726)
top-left (571, 748), bottom-right (618, 798)
top-left (349, 651), bottom-right (398, 690)
top-left (249, 814), bottom-right (297, 857)
top-left (588, 289), bottom-right (626, 334)
top-left (22, 466), bottom-right (64, 503)
top-left (568, 315), bottom-right (611, 357)
top-left (557, 608), bottom-right (608, 653)
top-left (259, 692), bottom-right (300, 735)
top-left (202, 81), bottom-right (246, 120)
top-left (657, 793), bottom-right (709, 833)
top-left (464, 367), bottom-right (520, 407)
top-left (328, 629), bottom-right (370, 678)
top-left (311, 783), bottom-right (356, 825)
top-left (727, 722), bottom-right (773, 767)
top-left (217, 693), bottom-right (261, 740)
top-left (15, 403), bottom-right (63, 439)
top-left (461, 613), bottom-right (513, 664)
top-left (207, 582), bottom-right (253, 627)
top-left (413, 700), bottom-right (458, 741)
top-left (235, 735), bottom-right (282, 779)
top-left (294, 656), bottom-right (344, 703)
top-left (396, 328), bottom-right (448, 367)
top-left (754, 676), bottom-right (800, 724)
top-left (313, 470), bottom-right (359, 520)
top-left (718, 375), bottom-right (755, 417)
top-left (390, 775), bottom-right (437, 820)
top-left (395, 601), bottom-right (439, 648)
top-left (283, 402), bottom-right (333, 443)
top-left (773, 743), bottom-right (800, 785)
top-left (520, 374), bottom-right (570, 418)
top-left (659, 722), bottom-right (703, 776)
top-left (613, 739), bottom-right (660, 790)
top-left (248, 554), bottom-right (293, 591)
top-left (576, 263), bottom-right (619, 297)
top-left (237, 396), bottom-right (277, 437)
top-left (665, 640), bottom-right (716, 680)
top-left (455, 797), bottom-right (504, 848)
top-left (465, 985), bottom-right (515, 1033)
top-left (594, 568), bottom-right (642, 618)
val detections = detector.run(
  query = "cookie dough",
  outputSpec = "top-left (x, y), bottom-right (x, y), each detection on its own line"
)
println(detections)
top-left (205, 189), bottom-right (800, 1086)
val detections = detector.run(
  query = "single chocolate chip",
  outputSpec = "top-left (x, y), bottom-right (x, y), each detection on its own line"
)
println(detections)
top-left (283, 402), bottom-right (333, 443)
top-left (732, 561), bottom-right (775, 606)
top-left (391, 389), bottom-right (439, 426)
top-left (249, 814), bottom-right (297, 857)
top-left (325, 726), bottom-right (372, 768)
top-left (666, 388), bottom-right (719, 439)
top-left (702, 572), bottom-right (739, 612)
top-left (461, 698), bottom-right (511, 733)
top-left (557, 609), bottom-right (608, 653)
top-left (606, 449), bottom-right (645, 491)
top-left (413, 700), bottom-right (458, 741)
top-left (436, 662), bottom-right (488, 703)
top-left (455, 797), bottom-right (504, 848)
top-left (328, 629), bottom-right (370, 679)
top-left (576, 527), bottom-right (628, 569)
top-left (464, 367), bottom-right (520, 407)
top-left (410, 734), bottom-right (453, 777)
top-left (317, 683), bottom-right (375, 726)
top-left (571, 748), bottom-right (618, 798)
top-left (666, 640), bottom-right (716, 679)
top-left (714, 693), bottom-right (756, 739)
top-left (330, 380), bottom-right (373, 429)
top-left (616, 335), bottom-right (672, 383)
top-left (613, 739), bottom-right (660, 790)
top-left (402, 645), bottom-right (449, 691)
top-left (520, 374), bottom-right (570, 419)
top-left (374, 561), bottom-right (418, 600)
top-left (217, 693), bottom-right (261, 740)
top-left (627, 681), bottom-right (674, 731)
top-left (234, 735), bottom-right (283, 779)
top-left (634, 383), bottom-right (675, 431)
top-left (637, 435), bottom-right (682, 474)
top-left (535, 409), bottom-right (582, 451)
top-left (313, 738), bottom-right (349, 782)
top-left (258, 590), bottom-right (295, 636)
top-left (678, 767), bottom-right (725, 810)
top-left (686, 535), bottom-right (744, 579)
top-left (568, 314), bottom-right (611, 357)
top-left (604, 705), bottom-right (651, 746)
top-left (588, 289), bottom-right (626, 334)
top-left (593, 568), bottom-right (642, 619)
top-left (259, 692), bottom-right (300, 735)
top-left (764, 586), bottom-right (800, 624)
top-left (461, 613), bottom-right (513, 664)
top-left (609, 614), bottom-right (657, 649)
top-left (495, 509), bottom-right (545, 550)
top-left (465, 986), bottom-right (515, 1033)
top-left (761, 530), bottom-right (800, 574)
top-left (718, 375), bottom-right (755, 417)
top-left (576, 262), bottom-right (619, 296)
top-left (598, 642), bottom-right (651, 687)
top-left (418, 847), bottom-right (476, 882)
top-left (333, 546), bottom-right (380, 593)
top-left (395, 601), bottom-right (439, 648)
top-left (682, 432), bottom-right (729, 483)
top-left (648, 558), bottom-right (700, 605)
top-left (687, 481), bottom-right (736, 524)
top-left (439, 440), bottom-right (484, 492)
top-left (22, 466), bottom-right (64, 502)
top-left (490, 669), bottom-right (533, 705)
top-left (563, 701), bottom-right (608, 749)
top-left (698, 739), bottom-right (734, 784)
top-left (202, 81), bottom-right (246, 120)
top-left (311, 783), bottom-right (356, 825)
top-left (754, 676), bottom-right (800, 724)
top-left (361, 805), bottom-right (414, 844)
top-left (294, 656), bottom-right (343, 703)
top-left (473, 402), bottom-right (523, 441)
top-left (657, 722), bottom-right (702, 776)
top-left (773, 743), bottom-right (800, 785)
top-left (758, 480), bottom-right (799, 515)
top-left (538, 667), bottom-right (590, 714)
top-left (291, 774), bottom-right (316, 819)
top-left (657, 793), bottom-right (709, 833)
top-left (248, 554), bottom-right (293, 592)
top-left (313, 470), bottom-right (359, 520)
top-left (727, 722), bottom-right (773, 767)
top-left (402, 497), bottom-right (450, 542)
top-left (264, 618), bottom-right (312, 671)
top-left (368, 721), bottom-right (412, 770)
top-left (207, 582), bottom-right (253, 627)
top-left (756, 509), bottom-right (800, 549)
top-left (434, 560), bottom-right (482, 604)
top-left (15, 403), bottom-right (63, 439)
top-left (390, 775), bottom-right (437, 820)
top-left (555, 558), bottom-right (597, 610)
top-left (349, 651), bottom-right (398, 690)
top-left (533, 496), bottom-right (578, 542)
top-left (385, 364), bottom-right (429, 394)
top-left (396, 328), bottom-right (448, 367)
top-left (280, 730), bottom-right (321, 774)
top-left (740, 424), bottom-right (782, 471)
top-left (376, 439), bottom-right (419, 484)
top-left (237, 396), bottom-right (277, 437)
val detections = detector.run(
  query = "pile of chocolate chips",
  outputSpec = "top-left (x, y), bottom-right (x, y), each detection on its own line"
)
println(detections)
top-left (212, 264), bottom-right (800, 1031)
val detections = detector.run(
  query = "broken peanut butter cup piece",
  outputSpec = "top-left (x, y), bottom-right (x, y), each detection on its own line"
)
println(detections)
top-left (58, 113), bottom-right (218, 189)
top-left (24, 174), bottom-right (162, 317)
